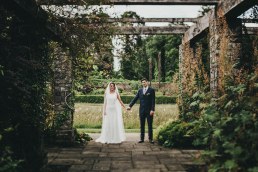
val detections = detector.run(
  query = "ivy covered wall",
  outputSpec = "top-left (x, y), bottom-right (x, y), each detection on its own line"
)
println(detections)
top-left (0, 2), bottom-right (52, 171)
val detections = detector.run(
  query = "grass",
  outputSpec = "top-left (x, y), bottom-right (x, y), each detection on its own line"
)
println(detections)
top-left (74, 103), bottom-right (179, 133)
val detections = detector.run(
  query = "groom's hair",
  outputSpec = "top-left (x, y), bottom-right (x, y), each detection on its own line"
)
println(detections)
top-left (141, 78), bottom-right (148, 82)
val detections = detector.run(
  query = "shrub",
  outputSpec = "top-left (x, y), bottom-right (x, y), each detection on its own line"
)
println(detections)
top-left (74, 129), bottom-right (92, 145)
top-left (156, 120), bottom-right (195, 148)
top-left (75, 95), bottom-right (104, 103)
top-left (195, 81), bottom-right (258, 171)
top-left (75, 95), bottom-right (177, 104)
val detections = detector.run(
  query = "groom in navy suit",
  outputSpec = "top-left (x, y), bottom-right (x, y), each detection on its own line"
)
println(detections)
top-left (127, 78), bottom-right (155, 144)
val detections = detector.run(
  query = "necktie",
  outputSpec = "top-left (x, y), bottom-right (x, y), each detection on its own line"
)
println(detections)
top-left (144, 88), bottom-right (146, 94)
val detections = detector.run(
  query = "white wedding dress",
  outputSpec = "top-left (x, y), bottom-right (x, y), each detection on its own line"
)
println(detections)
top-left (96, 91), bottom-right (126, 144)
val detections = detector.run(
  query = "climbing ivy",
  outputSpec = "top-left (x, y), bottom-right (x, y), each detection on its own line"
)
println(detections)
top-left (0, 3), bottom-right (52, 171)
top-left (0, 1), bottom-right (115, 171)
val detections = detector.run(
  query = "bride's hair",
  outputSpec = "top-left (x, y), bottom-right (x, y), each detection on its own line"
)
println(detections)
top-left (110, 82), bottom-right (115, 87)
top-left (105, 82), bottom-right (118, 94)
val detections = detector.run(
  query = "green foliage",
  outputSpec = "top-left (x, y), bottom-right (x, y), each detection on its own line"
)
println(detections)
top-left (74, 129), bottom-right (92, 145)
top-left (118, 33), bottom-right (181, 81)
top-left (194, 73), bottom-right (258, 171)
top-left (178, 91), bottom-right (208, 122)
top-left (0, 129), bottom-right (23, 172)
top-left (145, 35), bottom-right (181, 82)
top-left (90, 89), bottom-right (105, 95)
top-left (75, 95), bottom-right (104, 103)
top-left (0, 65), bottom-right (3, 76)
top-left (156, 120), bottom-right (195, 148)
top-left (157, 91), bottom-right (207, 149)
top-left (0, 146), bottom-right (22, 172)
top-left (158, 70), bottom-right (258, 172)
top-left (75, 95), bottom-right (177, 104)
top-left (0, 4), bottom-right (52, 171)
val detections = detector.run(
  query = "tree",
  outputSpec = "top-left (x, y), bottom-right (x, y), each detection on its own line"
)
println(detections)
top-left (118, 11), bottom-right (149, 80)
top-left (145, 35), bottom-right (181, 82)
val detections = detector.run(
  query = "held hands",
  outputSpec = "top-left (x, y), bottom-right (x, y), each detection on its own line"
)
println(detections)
top-left (150, 110), bottom-right (155, 116)
top-left (126, 107), bottom-right (131, 111)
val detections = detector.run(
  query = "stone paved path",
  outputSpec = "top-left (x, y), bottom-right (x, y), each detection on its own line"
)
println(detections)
top-left (47, 133), bottom-right (205, 172)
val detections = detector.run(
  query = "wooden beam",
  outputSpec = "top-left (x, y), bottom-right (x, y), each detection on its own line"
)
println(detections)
top-left (113, 26), bottom-right (189, 35)
top-left (106, 18), bottom-right (198, 23)
top-left (244, 27), bottom-right (258, 35)
top-left (242, 18), bottom-right (258, 23)
top-left (218, 0), bottom-right (258, 18)
top-left (104, 18), bottom-right (256, 23)
top-left (37, 0), bottom-right (218, 5)
top-left (104, 18), bottom-right (255, 23)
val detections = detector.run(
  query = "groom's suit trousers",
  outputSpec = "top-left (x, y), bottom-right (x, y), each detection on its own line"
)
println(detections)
top-left (140, 112), bottom-right (153, 141)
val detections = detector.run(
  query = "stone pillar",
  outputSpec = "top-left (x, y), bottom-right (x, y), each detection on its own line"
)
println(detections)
top-left (209, 17), bottom-right (220, 97)
top-left (178, 44), bottom-right (184, 98)
top-left (53, 43), bottom-right (75, 145)
top-left (226, 18), bottom-right (243, 73)
top-left (209, 15), bottom-right (242, 97)
top-left (179, 42), bottom-right (196, 96)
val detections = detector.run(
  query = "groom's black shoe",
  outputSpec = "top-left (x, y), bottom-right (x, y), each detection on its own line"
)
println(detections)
top-left (149, 140), bottom-right (154, 144)
top-left (138, 140), bottom-right (144, 143)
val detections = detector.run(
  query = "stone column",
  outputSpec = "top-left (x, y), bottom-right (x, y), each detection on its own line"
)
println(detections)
top-left (209, 16), bottom-right (220, 97)
top-left (53, 43), bottom-right (75, 145)
top-left (178, 44), bottom-right (184, 98)
top-left (209, 15), bottom-right (242, 97)
top-left (226, 18), bottom-right (242, 73)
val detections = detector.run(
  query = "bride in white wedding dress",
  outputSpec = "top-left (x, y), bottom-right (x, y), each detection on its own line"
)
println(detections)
top-left (96, 82), bottom-right (126, 144)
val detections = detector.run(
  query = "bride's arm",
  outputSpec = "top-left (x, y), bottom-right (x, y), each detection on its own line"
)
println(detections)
top-left (117, 94), bottom-right (126, 108)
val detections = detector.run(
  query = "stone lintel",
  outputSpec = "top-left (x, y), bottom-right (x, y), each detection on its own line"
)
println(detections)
top-left (182, 10), bottom-right (214, 44)
top-left (218, 0), bottom-right (257, 18)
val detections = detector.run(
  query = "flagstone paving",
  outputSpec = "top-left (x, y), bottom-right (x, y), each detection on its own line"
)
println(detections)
top-left (47, 133), bottom-right (206, 172)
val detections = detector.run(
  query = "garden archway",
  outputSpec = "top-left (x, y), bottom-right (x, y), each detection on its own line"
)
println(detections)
top-left (47, 0), bottom-right (257, 145)
top-left (1, 1), bottom-right (257, 171)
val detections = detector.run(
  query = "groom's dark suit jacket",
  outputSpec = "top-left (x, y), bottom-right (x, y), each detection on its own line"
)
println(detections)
top-left (129, 87), bottom-right (155, 115)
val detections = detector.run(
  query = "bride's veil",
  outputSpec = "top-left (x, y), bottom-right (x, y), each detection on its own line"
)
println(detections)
top-left (103, 82), bottom-right (121, 116)
top-left (97, 82), bottom-right (126, 142)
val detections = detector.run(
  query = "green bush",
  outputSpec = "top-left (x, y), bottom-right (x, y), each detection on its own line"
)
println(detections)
top-left (75, 95), bottom-right (177, 104)
top-left (195, 81), bottom-right (258, 171)
top-left (74, 129), bottom-right (92, 145)
top-left (173, 71), bottom-right (258, 171)
top-left (75, 95), bottom-right (104, 103)
top-left (156, 120), bottom-right (196, 148)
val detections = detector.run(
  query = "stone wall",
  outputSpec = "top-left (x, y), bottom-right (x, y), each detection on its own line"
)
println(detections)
top-left (53, 43), bottom-right (75, 145)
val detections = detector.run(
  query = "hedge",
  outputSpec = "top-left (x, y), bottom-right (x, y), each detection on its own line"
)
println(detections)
top-left (75, 95), bottom-right (177, 104)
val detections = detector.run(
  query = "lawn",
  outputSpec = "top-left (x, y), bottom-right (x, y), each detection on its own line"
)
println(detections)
top-left (74, 103), bottom-right (179, 132)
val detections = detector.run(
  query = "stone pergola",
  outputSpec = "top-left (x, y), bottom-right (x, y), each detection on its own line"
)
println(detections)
top-left (11, 0), bottom-right (257, 145)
